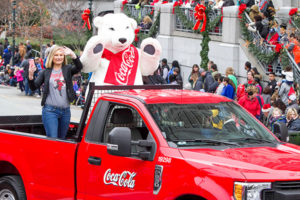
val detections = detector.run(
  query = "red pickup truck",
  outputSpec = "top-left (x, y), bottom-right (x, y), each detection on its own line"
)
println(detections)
top-left (1, 84), bottom-right (300, 200)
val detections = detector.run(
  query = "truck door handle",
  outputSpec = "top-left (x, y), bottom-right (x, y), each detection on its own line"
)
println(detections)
top-left (88, 156), bottom-right (101, 166)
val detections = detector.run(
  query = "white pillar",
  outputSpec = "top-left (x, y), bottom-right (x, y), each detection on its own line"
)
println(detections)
top-left (114, 0), bottom-right (122, 14)
top-left (222, 6), bottom-right (240, 44)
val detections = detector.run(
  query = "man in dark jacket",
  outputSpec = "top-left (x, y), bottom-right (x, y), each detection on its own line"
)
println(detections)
top-left (159, 58), bottom-right (169, 81)
top-left (143, 69), bottom-right (167, 85)
top-left (2, 46), bottom-right (12, 67)
top-left (201, 70), bottom-right (215, 92)
top-left (267, 72), bottom-right (277, 94)
top-left (0, 42), bottom-right (4, 57)
top-left (20, 51), bottom-right (33, 96)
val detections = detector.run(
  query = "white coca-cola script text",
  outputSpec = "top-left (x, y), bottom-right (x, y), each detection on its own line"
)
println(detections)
top-left (115, 46), bottom-right (136, 85)
top-left (103, 169), bottom-right (136, 189)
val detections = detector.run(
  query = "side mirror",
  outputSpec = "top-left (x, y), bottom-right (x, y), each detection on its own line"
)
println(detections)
top-left (107, 127), bottom-right (131, 157)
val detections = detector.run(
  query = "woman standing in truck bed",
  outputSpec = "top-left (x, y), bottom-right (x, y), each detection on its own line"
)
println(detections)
top-left (28, 45), bottom-right (82, 139)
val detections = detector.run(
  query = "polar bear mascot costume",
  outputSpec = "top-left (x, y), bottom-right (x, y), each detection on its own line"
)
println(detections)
top-left (80, 13), bottom-right (162, 86)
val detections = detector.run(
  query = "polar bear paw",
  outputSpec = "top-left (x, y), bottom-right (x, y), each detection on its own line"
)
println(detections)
top-left (141, 38), bottom-right (161, 57)
top-left (80, 36), bottom-right (105, 73)
top-left (139, 38), bottom-right (162, 76)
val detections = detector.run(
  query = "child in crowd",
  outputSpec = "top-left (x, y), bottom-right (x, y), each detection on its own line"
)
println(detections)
top-left (269, 107), bottom-right (286, 132)
top-left (14, 67), bottom-right (24, 92)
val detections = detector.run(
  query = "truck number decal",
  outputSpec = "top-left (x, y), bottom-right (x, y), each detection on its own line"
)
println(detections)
top-left (158, 156), bottom-right (172, 164)
top-left (103, 169), bottom-right (136, 189)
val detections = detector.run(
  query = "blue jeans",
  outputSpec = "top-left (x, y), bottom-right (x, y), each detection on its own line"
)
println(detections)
top-left (24, 78), bottom-right (32, 96)
top-left (42, 105), bottom-right (71, 139)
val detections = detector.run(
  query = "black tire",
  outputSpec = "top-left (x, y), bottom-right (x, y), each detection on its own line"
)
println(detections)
top-left (0, 176), bottom-right (26, 200)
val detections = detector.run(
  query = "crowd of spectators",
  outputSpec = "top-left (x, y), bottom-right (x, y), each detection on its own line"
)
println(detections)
top-left (0, 39), bottom-right (87, 107)
top-left (150, 57), bottom-right (300, 134)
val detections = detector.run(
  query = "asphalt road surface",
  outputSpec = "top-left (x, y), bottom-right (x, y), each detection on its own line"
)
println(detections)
top-left (0, 85), bottom-right (83, 122)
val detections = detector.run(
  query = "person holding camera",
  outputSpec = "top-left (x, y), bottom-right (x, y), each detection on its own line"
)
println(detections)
top-left (28, 45), bottom-right (82, 139)
top-left (238, 86), bottom-right (261, 119)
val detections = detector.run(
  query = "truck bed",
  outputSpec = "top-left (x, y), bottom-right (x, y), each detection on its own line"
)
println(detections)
top-left (0, 115), bottom-right (79, 139)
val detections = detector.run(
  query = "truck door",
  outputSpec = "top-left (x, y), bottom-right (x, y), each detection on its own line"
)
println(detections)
top-left (77, 101), bottom-right (157, 200)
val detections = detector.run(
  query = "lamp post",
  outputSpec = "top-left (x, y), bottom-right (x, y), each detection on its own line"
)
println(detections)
top-left (11, 0), bottom-right (16, 66)
top-left (87, 0), bottom-right (93, 38)
top-left (88, 0), bottom-right (93, 11)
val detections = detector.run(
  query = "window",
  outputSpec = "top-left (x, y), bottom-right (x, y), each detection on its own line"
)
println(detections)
top-left (102, 104), bottom-right (150, 154)
top-left (147, 102), bottom-right (278, 147)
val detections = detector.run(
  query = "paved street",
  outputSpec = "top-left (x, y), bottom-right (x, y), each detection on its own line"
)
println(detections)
top-left (0, 85), bottom-right (83, 122)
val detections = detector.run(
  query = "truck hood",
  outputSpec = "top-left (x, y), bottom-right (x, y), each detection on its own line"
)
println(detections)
top-left (179, 143), bottom-right (300, 181)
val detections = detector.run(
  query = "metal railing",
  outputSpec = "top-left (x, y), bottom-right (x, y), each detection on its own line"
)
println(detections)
top-left (243, 12), bottom-right (300, 82)
top-left (243, 12), bottom-right (282, 75)
top-left (286, 48), bottom-right (300, 84)
top-left (291, 18), bottom-right (300, 33)
top-left (125, 4), bottom-right (154, 23)
top-left (175, 7), bottom-right (222, 36)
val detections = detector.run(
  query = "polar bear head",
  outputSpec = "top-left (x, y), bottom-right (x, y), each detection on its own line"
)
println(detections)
top-left (93, 13), bottom-right (137, 53)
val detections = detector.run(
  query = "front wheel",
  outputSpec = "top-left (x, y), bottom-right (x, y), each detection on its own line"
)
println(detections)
top-left (0, 176), bottom-right (26, 200)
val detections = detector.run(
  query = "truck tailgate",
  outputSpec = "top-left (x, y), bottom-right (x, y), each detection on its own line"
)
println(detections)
top-left (0, 130), bottom-right (78, 200)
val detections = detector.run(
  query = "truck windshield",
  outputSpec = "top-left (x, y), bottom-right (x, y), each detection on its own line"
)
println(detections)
top-left (147, 102), bottom-right (278, 147)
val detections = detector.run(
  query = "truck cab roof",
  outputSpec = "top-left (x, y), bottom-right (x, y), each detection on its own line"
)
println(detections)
top-left (101, 89), bottom-right (232, 104)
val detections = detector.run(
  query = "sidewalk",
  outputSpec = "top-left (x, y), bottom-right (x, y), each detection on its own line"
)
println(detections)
top-left (0, 85), bottom-right (83, 122)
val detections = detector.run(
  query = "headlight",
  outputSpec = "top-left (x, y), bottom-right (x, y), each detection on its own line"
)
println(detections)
top-left (234, 182), bottom-right (271, 200)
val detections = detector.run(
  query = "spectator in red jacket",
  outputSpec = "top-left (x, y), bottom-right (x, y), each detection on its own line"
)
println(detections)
top-left (266, 27), bottom-right (279, 45)
top-left (238, 86), bottom-right (261, 119)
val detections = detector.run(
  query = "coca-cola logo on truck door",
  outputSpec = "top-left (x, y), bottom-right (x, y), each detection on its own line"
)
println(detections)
top-left (103, 169), bottom-right (136, 189)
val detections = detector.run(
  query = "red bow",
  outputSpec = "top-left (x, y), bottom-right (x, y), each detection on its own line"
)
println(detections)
top-left (150, 9), bottom-right (154, 15)
top-left (173, 1), bottom-right (183, 14)
top-left (275, 43), bottom-right (282, 53)
top-left (134, 28), bottom-right (140, 42)
top-left (162, 1), bottom-right (168, 4)
top-left (238, 4), bottom-right (247, 18)
top-left (289, 8), bottom-right (298, 16)
top-left (81, 9), bottom-right (91, 30)
top-left (221, 7), bottom-right (223, 23)
top-left (122, 0), bottom-right (128, 10)
top-left (193, 4), bottom-right (206, 32)
top-left (151, 0), bottom-right (159, 6)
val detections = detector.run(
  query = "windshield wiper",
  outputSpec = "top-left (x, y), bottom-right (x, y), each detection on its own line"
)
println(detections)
top-left (231, 137), bottom-right (276, 144)
top-left (172, 139), bottom-right (241, 146)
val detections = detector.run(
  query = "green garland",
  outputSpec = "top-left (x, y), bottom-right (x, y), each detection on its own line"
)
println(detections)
top-left (174, 6), bottom-right (194, 31)
top-left (240, 12), bottom-right (278, 64)
top-left (291, 15), bottom-right (300, 31)
top-left (174, 6), bottom-right (222, 69)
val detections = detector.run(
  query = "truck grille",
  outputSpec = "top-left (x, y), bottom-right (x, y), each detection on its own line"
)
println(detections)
top-left (272, 181), bottom-right (300, 190)
top-left (262, 181), bottom-right (300, 200)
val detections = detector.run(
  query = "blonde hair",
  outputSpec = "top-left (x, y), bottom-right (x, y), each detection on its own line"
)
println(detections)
top-left (225, 67), bottom-right (234, 76)
top-left (286, 108), bottom-right (299, 121)
top-left (272, 107), bottom-right (282, 117)
top-left (45, 45), bottom-right (67, 69)
top-left (143, 16), bottom-right (152, 24)
top-left (246, 85), bottom-right (256, 94)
